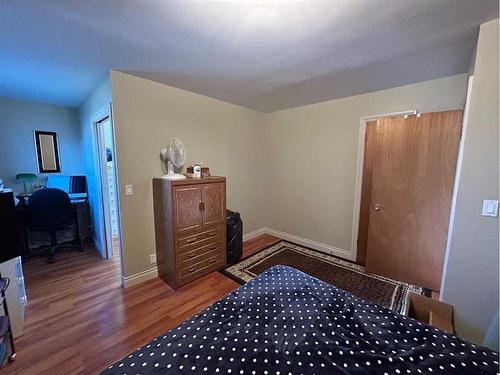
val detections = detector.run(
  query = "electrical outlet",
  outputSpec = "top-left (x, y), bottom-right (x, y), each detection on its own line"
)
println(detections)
top-left (150, 254), bottom-right (157, 264)
top-left (125, 184), bottom-right (133, 195)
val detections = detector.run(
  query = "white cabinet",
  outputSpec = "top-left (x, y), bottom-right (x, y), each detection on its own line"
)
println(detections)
top-left (0, 257), bottom-right (26, 338)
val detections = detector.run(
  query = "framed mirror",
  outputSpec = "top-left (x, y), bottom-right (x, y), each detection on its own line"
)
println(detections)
top-left (34, 130), bottom-right (61, 173)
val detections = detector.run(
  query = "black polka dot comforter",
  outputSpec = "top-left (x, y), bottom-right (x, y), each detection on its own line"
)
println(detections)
top-left (103, 265), bottom-right (498, 374)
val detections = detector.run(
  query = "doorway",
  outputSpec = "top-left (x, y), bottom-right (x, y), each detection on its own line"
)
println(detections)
top-left (94, 113), bottom-right (122, 261)
top-left (356, 110), bottom-right (463, 291)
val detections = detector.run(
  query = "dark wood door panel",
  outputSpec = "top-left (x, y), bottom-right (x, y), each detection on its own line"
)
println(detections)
top-left (202, 183), bottom-right (225, 227)
top-left (174, 186), bottom-right (202, 234)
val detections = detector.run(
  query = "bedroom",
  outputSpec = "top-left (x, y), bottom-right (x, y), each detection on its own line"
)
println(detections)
top-left (0, 1), bottom-right (498, 374)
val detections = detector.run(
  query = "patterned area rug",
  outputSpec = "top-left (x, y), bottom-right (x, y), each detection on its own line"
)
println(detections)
top-left (222, 241), bottom-right (424, 314)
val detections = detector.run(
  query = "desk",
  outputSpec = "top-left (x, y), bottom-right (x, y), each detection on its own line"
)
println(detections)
top-left (16, 200), bottom-right (90, 256)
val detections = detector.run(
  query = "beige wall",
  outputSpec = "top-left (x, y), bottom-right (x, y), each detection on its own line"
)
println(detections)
top-left (112, 72), bottom-right (469, 278)
top-left (441, 19), bottom-right (499, 345)
top-left (263, 74), bottom-right (469, 256)
top-left (110, 21), bottom-right (497, 348)
top-left (110, 71), bottom-right (266, 277)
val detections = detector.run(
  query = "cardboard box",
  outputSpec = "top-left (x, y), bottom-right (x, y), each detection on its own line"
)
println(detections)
top-left (408, 293), bottom-right (454, 333)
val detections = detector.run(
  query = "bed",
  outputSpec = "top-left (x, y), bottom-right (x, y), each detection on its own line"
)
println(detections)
top-left (102, 265), bottom-right (498, 374)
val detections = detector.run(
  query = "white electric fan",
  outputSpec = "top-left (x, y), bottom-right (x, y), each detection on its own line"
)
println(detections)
top-left (160, 137), bottom-right (187, 180)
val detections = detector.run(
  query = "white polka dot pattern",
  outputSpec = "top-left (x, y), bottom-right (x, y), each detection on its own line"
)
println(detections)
top-left (102, 265), bottom-right (499, 374)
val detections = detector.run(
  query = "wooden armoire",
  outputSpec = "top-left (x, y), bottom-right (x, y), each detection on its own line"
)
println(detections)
top-left (152, 176), bottom-right (226, 289)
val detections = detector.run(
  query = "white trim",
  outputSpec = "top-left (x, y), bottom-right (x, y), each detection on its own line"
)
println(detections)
top-left (108, 102), bottom-right (126, 288)
top-left (92, 103), bottom-right (126, 287)
top-left (91, 104), bottom-right (111, 260)
top-left (243, 228), bottom-right (268, 241)
top-left (121, 227), bottom-right (349, 288)
top-left (92, 237), bottom-right (103, 253)
top-left (350, 109), bottom-right (418, 261)
top-left (439, 75), bottom-right (474, 298)
top-left (123, 267), bottom-right (158, 288)
top-left (262, 227), bottom-right (352, 260)
top-left (95, 117), bottom-right (114, 260)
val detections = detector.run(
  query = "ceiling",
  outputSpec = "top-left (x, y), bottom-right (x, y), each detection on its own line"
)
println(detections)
top-left (0, 0), bottom-right (497, 112)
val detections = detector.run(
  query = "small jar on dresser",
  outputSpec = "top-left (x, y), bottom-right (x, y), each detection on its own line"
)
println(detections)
top-left (152, 176), bottom-right (226, 289)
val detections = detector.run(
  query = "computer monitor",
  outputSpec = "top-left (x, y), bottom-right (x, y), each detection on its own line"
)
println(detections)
top-left (46, 175), bottom-right (70, 192)
top-left (47, 175), bottom-right (87, 202)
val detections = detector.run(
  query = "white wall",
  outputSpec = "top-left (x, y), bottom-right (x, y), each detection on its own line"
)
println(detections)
top-left (0, 96), bottom-right (83, 192)
top-left (78, 77), bottom-right (112, 255)
top-left (110, 71), bottom-right (267, 278)
top-left (263, 74), bottom-right (468, 256)
top-left (441, 19), bottom-right (499, 346)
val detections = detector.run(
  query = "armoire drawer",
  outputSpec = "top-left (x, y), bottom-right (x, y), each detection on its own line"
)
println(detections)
top-left (178, 252), bottom-right (225, 279)
top-left (177, 227), bottom-right (223, 252)
top-left (178, 241), bottom-right (223, 265)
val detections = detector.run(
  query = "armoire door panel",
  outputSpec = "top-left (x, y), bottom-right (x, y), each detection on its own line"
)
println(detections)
top-left (364, 110), bottom-right (462, 291)
top-left (174, 186), bottom-right (202, 234)
top-left (202, 183), bottom-right (225, 227)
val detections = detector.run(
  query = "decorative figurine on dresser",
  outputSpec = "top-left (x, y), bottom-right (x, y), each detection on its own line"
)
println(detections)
top-left (152, 176), bottom-right (227, 289)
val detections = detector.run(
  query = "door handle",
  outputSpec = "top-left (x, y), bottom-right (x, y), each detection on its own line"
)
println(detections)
top-left (199, 201), bottom-right (205, 211)
top-left (373, 203), bottom-right (381, 211)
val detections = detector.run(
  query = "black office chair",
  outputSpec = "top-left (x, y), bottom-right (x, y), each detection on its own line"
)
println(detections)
top-left (27, 188), bottom-right (81, 263)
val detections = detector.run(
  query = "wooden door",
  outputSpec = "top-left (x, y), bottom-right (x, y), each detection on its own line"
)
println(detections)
top-left (174, 186), bottom-right (203, 234)
top-left (365, 110), bottom-right (462, 291)
top-left (356, 120), bottom-right (377, 266)
top-left (202, 183), bottom-right (225, 227)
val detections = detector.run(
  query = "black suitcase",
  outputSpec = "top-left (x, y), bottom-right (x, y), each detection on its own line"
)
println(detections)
top-left (226, 210), bottom-right (242, 264)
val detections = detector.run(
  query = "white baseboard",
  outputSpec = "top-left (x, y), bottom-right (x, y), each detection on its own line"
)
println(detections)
top-left (248, 227), bottom-right (354, 261)
top-left (93, 237), bottom-right (104, 256)
top-left (123, 267), bottom-right (158, 288)
top-left (122, 228), bottom-right (351, 288)
top-left (243, 227), bottom-right (268, 241)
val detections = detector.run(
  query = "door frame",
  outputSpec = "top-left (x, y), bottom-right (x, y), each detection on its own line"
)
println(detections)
top-left (90, 104), bottom-right (109, 257)
top-left (91, 103), bottom-right (124, 283)
top-left (95, 114), bottom-right (115, 260)
top-left (439, 75), bottom-right (474, 296)
top-left (350, 109), bottom-right (418, 262)
top-left (350, 75), bottom-right (473, 293)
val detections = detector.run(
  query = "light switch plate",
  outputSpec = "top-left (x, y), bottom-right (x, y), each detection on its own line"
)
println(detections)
top-left (482, 200), bottom-right (498, 217)
top-left (125, 184), bottom-right (133, 195)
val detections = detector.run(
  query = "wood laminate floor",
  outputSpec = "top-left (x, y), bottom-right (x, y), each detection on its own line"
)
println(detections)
top-left (3, 235), bottom-right (281, 375)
